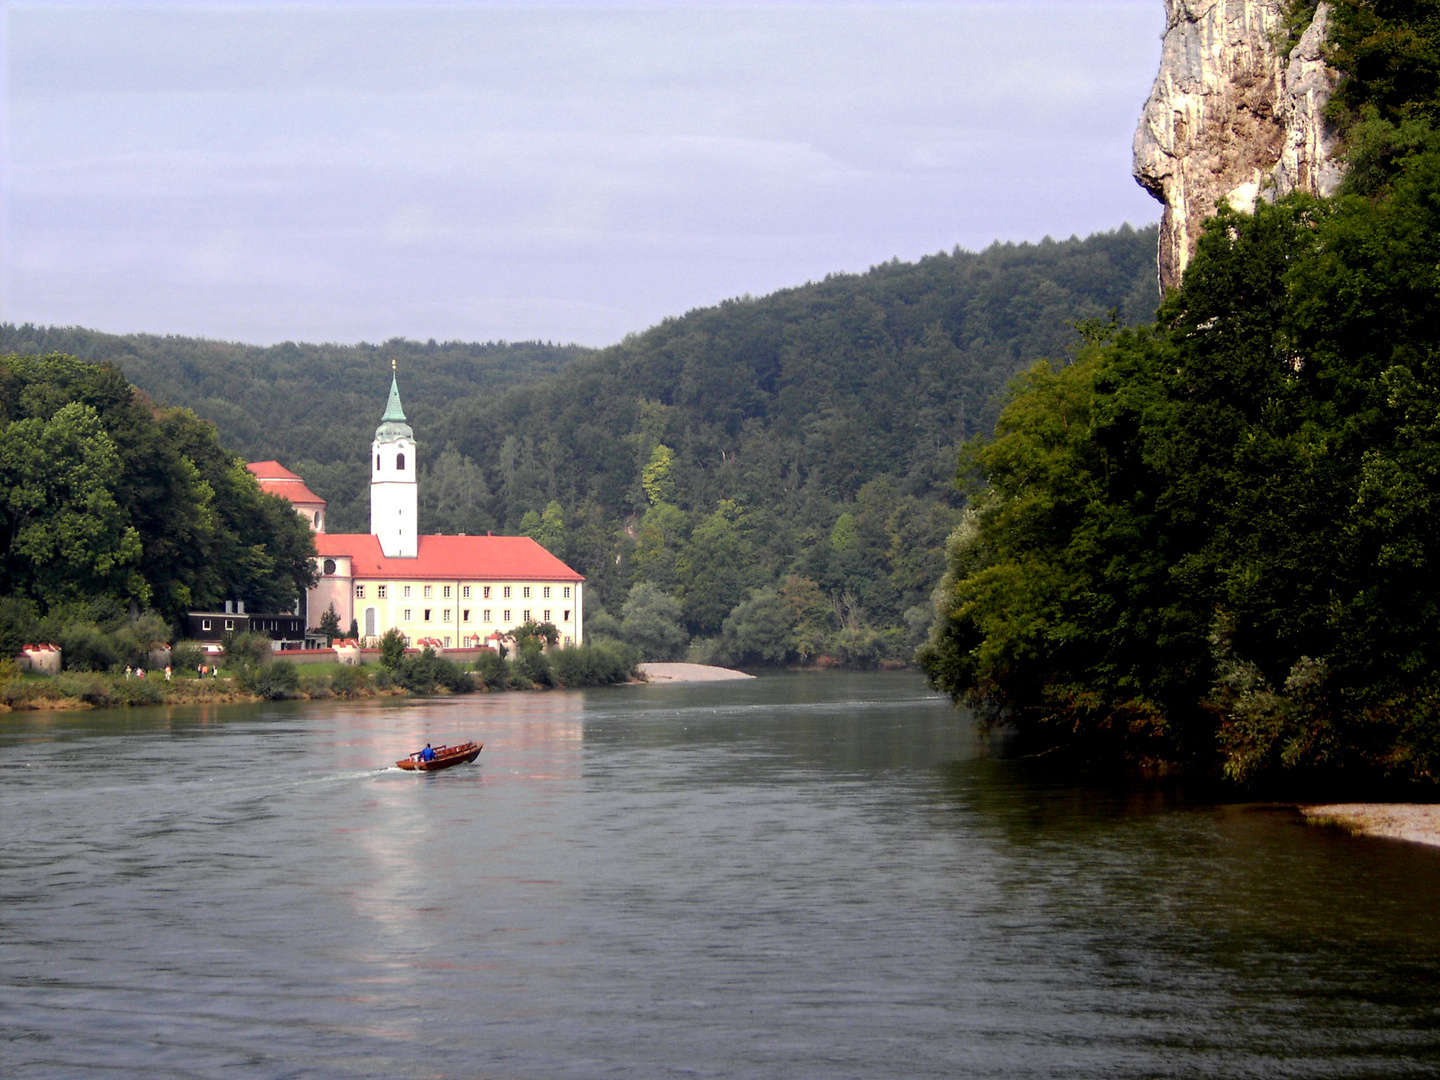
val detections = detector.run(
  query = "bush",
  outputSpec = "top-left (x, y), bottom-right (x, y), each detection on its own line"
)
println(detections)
top-left (516, 642), bottom-right (554, 687)
top-left (550, 639), bottom-right (639, 688)
top-left (299, 670), bottom-right (335, 698)
top-left (171, 642), bottom-right (204, 674)
top-left (394, 647), bottom-right (472, 694)
top-left (330, 665), bottom-right (370, 696)
top-left (56, 672), bottom-right (115, 706)
top-left (223, 631), bottom-right (273, 669)
top-left (56, 622), bottom-right (122, 672)
top-left (246, 660), bottom-right (300, 700)
top-left (474, 648), bottom-right (509, 690)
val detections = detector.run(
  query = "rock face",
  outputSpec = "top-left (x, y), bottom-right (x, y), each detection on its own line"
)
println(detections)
top-left (1134, 1), bottom-right (1345, 289)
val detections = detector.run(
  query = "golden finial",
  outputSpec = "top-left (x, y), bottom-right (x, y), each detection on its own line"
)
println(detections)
top-left (391, 357), bottom-right (397, 373)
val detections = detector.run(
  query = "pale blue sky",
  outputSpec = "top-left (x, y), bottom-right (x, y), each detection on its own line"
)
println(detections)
top-left (2, 1), bottom-right (1165, 347)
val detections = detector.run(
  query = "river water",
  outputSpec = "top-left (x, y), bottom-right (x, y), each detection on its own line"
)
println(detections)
top-left (3, 672), bottom-right (1439, 1078)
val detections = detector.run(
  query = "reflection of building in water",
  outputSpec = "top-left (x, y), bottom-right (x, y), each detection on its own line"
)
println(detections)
top-left (254, 365), bottom-right (586, 649)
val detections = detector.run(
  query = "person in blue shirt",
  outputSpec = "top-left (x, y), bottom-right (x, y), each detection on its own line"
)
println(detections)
top-left (420, 743), bottom-right (435, 762)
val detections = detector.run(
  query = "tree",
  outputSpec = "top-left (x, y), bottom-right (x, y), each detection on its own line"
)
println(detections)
top-left (378, 627), bottom-right (407, 670)
top-left (620, 582), bottom-right (689, 661)
top-left (0, 402), bottom-right (143, 606)
top-left (318, 603), bottom-right (341, 645)
top-left (718, 587), bottom-right (795, 666)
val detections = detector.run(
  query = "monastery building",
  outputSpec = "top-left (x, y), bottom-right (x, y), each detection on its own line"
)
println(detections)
top-left (250, 368), bottom-right (584, 649)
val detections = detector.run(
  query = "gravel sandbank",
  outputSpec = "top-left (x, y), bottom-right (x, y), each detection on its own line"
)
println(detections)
top-left (638, 663), bottom-right (754, 683)
top-left (1299, 803), bottom-right (1440, 848)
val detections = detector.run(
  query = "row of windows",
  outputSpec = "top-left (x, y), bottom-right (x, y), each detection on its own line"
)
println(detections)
top-left (355, 583), bottom-right (572, 601)
top-left (395, 608), bottom-right (570, 624)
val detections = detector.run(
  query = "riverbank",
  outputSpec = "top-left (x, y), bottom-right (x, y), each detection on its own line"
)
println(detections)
top-left (1299, 804), bottom-right (1440, 849)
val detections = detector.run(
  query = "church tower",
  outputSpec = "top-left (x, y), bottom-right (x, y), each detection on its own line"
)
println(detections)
top-left (370, 361), bottom-right (418, 557)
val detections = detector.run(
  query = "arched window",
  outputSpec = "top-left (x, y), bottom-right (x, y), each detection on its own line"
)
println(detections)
top-left (376, 454), bottom-right (381, 470)
top-left (365, 607), bottom-right (377, 639)
top-left (397, 452), bottom-right (406, 471)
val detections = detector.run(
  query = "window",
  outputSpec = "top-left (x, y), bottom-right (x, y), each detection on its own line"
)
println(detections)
top-left (564, 587), bottom-right (571, 599)
top-left (483, 609), bottom-right (492, 622)
top-left (225, 619), bottom-right (234, 630)
top-left (376, 454), bottom-right (381, 470)
top-left (543, 586), bottom-right (551, 599)
top-left (503, 609), bottom-right (511, 623)
top-left (355, 585), bottom-right (365, 598)
top-left (543, 610), bottom-right (551, 622)
top-left (462, 585), bottom-right (471, 599)
top-left (503, 586), bottom-right (511, 599)
top-left (444, 636), bottom-right (451, 648)
top-left (563, 609), bottom-right (570, 622)
top-left (314, 511), bottom-right (321, 526)
top-left (483, 586), bottom-right (491, 599)
top-left (378, 585), bottom-right (387, 599)
top-left (403, 586), bottom-right (412, 598)
top-left (443, 586), bottom-right (452, 599)
top-left (397, 452), bottom-right (406, 470)
top-left (462, 609), bottom-right (470, 622)
top-left (323, 558), bottom-right (337, 575)
top-left (443, 609), bottom-right (451, 622)
top-left (423, 609), bottom-right (432, 622)
top-left (523, 609), bottom-right (531, 622)
top-left (523, 586), bottom-right (531, 599)
top-left (403, 608), bottom-right (412, 621)
top-left (423, 585), bottom-right (433, 599)
top-left (202, 619), bottom-right (211, 631)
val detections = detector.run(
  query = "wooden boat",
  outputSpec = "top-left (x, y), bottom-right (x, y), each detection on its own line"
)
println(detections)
top-left (396, 741), bottom-right (482, 772)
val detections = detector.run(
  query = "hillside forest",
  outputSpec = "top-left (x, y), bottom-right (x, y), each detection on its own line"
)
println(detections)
top-left (921, 1), bottom-right (1440, 789)
top-left (1, 225), bottom-right (1159, 667)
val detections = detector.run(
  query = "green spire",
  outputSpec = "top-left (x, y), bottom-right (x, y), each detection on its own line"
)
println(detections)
top-left (381, 374), bottom-right (407, 423)
top-left (375, 359), bottom-right (414, 443)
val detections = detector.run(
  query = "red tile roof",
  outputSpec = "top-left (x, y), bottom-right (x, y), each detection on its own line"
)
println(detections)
top-left (316, 533), bottom-right (584, 582)
top-left (247, 461), bottom-right (327, 507)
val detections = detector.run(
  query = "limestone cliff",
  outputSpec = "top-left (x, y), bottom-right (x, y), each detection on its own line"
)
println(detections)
top-left (1134, 1), bottom-right (1345, 289)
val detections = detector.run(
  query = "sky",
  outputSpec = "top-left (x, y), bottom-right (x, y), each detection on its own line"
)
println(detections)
top-left (2, 1), bottom-right (1166, 348)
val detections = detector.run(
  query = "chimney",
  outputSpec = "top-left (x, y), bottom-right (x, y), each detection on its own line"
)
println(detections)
top-left (237, 600), bottom-right (246, 615)
top-left (225, 600), bottom-right (233, 614)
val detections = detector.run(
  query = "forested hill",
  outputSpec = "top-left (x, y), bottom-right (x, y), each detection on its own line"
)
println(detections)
top-left (0, 326), bottom-right (592, 468)
top-left (2, 223), bottom-right (1159, 663)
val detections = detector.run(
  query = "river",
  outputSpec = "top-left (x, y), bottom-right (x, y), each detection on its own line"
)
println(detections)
top-left (2, 671), bottom-right (1439, 1078)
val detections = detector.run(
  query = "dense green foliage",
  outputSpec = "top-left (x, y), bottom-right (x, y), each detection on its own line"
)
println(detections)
top-left (2, 227), bottom-right (1157, 663)
top-left (0, 353), bottom-right (317, 642)
top-left (1325, 0), bottom-right (1440, 194)
top-left (922, 140), bottom-right (1440, 786)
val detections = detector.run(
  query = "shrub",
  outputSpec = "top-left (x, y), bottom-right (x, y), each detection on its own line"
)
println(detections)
top-left (299, 670), bottom-right (334, 698)
top-left (223, 631), bottom-right (273, 669)
top-left (516, 642), bottom-right (554, 687)
top-left (330, 665), bottom-right (370, 696)
top-left (550, 640), bottom-right (639, 688)
top-left (171, 642), bottom-right (204, 674)
top-left (474, 648), bottom-right (509, 690)
top-left (246, 660), bottom-right (300, 700)
top-left (56, 672), bottom-right (115, 706)
top-left (395, 647), bottom-right (471, 694)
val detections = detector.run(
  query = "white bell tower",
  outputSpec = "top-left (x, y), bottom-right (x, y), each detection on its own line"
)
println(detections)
top-left (370, 360), bottom-right (418, 558)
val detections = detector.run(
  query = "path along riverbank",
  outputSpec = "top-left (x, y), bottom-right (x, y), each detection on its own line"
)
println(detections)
top-left (1299, 804), bottom-right (1440, 848)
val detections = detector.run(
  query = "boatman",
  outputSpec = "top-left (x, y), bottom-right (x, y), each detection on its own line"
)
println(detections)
top-left (420, 743), bottom-right (435, 762)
